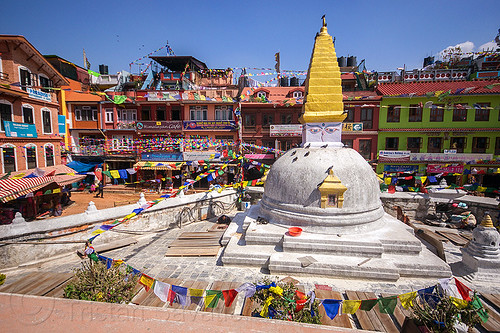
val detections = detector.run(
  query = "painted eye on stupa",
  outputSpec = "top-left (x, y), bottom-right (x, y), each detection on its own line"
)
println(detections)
top-left (309, 128), bottom-right (321, 134)
top-left (323, 127), bottom-right (338, 134)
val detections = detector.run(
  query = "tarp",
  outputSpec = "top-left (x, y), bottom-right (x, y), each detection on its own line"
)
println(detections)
top-left (0, 176), bottom-right (55, 202)
top-left (66, 161), bottom-right (100, 173)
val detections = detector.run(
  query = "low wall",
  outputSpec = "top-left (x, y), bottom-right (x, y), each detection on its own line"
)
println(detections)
top-left (0, 189), bottom-right (237, 269)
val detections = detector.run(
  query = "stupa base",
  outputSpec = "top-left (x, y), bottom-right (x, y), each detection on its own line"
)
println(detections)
top-left (221, 204), bottom-right (451, 281)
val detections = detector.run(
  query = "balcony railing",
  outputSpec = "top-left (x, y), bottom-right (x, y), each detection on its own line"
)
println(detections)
top-left (116, 121), bottom-right (136, 130)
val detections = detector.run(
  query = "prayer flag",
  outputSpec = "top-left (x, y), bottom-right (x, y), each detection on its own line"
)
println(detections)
top-left (205, 290), bottom-right (223, 308)
top-left (154, 281), bottom-right (170, 303)
top-left (378, 296), bottom-right (398, 314)
top-left (235, 282), bottom-right (256, 298)
top-left (189, 288), bottom-right (204, 307)
top-left (342, 300), bottom-right (361, 314)
top-left (139, 274), bottom-right (155, 292)
top-left (167, 288), bottom-right (176, 305)
top-left (398, 291), bottom-right (417, 309)
top-left (360, 299), bottom-right (378, 311)
top-left (110, 170), bottom-right (120, 178)
top-left (471, 295), bottom-right (489, 323)
top-left (450, 297), bottom-right (468, 310)
top-left (322, 299), bottom-right (341, 320)
top-left (222, 289), bottom-right (238, 307)
top-left (454, 278), bottom-right (471, 301)
top-left (172, 285), bottom-right (188, 306)
top-left (88, 69), bottom-right (100, 77)
top-left (259, 296), bottom-right (274, 317)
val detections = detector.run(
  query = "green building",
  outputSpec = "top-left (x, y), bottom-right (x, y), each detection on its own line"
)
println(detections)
top-left (376, 79), bottom-right (500, 189)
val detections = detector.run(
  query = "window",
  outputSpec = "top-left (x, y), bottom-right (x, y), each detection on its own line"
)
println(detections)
top-left (450, 137), bottom-right (466, 153)
top-left (244, 114), bottom-right (256, 127)
top-left (385, 137), bottom-right (399, 150)
top-left (45, 144), bottom-right (54, 167)
top-left (360, 108), bottom-right (373, 129)
top-left (474, 103), bottom-right (490, 121)
top-left (453, 105), bottom-right (467, 121)
top-left (327, 194), bottom-right (337, 207)
top-left (0, 102), bottom-right (13, 131)
top-left (344, 108), bottom-right (354, 122)
top-left (75, 106), bottom-right (98, 121)
top-left (105, 108), bottom-right (114, 123)
top-left (1, 145), bottom-right (16, 173)
top-left (262, 113), bottom-right (273, 127)
top-left (215, 105), bottom-right (233, 121)
top-left (430, 105), bottom-right (444, 122)
top-left (472, 137), bottom-right (489, 153)
top-left (26, 145), bottom-right (37, 169)
top-left (387, 105), bottom-right (400, 122)
top-left (496, 137), bottom-right (500, 155)
top-left (189, 106), bottom-right (207, 120)
top-left (19, 68), bottom-right (31, 91)
top-left (141, 106), bottom-right (151, 121)
top-left (280, 114), bottom-right (292, 124)
top-left (427, 137), bottom-right (442, 153)
top-left (42, 109), bottom-right (52, 133)
top-left (407, 137), bottom-right (422, 153)
top-left (256, 91), bottom-right (267, 99)
top-left (171, 107), bottom-right (181, 120)
top-left (409, 104), bottom-right (422, 122)
top-left (292, 91), bottom-right (303, 99)
top-left (112, 135), bottom-right (133, 150)
top-left (263, 141), bottom-right (274, 148)
top-left (156, 106), bottom-right (166, 121)
top-left (118, 109), bottom-right (137, 122)
top-left (342, 139), bottom-right (353, 148)
top-left (22, 106), bottom-right (34, 124)
top-left (39, 75), bottom-right (53, 93)
top-left (359, 139), bottom-right (371, 159)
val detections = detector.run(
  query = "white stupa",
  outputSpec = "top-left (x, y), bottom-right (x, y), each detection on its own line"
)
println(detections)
top-left (221, 19), bottom-right (451, 281)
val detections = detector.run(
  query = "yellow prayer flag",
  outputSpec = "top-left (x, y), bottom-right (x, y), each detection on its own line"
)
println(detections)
top-left (384, 177), bottom-right (391, 185)
top-left (451, 297), bottom-right (468, 309)
top-left (189, 288), bottom-right (204, 297)
top-left (399, 291), bottom-right (417, 309)
top-left (342, 300), bottom-right (361, 314)
top-left (124, 212), bottom-right (136, 219)
top-left (139, 274), bottom-right (155, 290)
top-left (110, 170), bottom-right (120, 178)
top-left (52, 188), bottom-right (61, 193)
top-left (269, 285), bottom-right (283, 296)
top-left (11, 173), bottom-right (25, 179)
top-left (420, 176), bottom-right (427, 184)
top-left (204, 293), bottom-right (218, 308)
top-left (91, 229), bottom-right (106, 236)
top-left (260, 296), bottom-right (274, 317)
top-left (477, 186), bottom-right (486, 192)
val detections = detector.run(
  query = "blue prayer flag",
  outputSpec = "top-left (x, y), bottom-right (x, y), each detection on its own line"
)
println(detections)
top-left (322, 299), bottom-right (341, 320)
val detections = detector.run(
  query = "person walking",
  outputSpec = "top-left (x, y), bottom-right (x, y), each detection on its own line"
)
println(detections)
top-left (95, 181), bottom-right (104, 198)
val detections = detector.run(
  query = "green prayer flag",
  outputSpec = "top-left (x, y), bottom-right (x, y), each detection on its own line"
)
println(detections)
top-left (0, 172), bottom-right (11, 180)
top-left (205, 290), bottom-right (222, 308)
top-left (113, 95), bottom-right (127, 104)
top-left (485, 84), bottom-right (494, 89)
top-left (88, 69), bottom-right (100, 77)
top-left (102, 170), bottom-right (112, 178)
top-left (471, 295), bottom-right (489, 323)
top-left (360, 299), bottom-right (378, 311)
top-left (44, 190), bottom-right (52, 195)
top-left (88, 252), bottom-right (99, 262)
top-left (378, 296), bottom-right (398, 314)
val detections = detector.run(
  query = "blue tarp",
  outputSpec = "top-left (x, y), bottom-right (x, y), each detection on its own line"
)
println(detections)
top-left (66, 161), bottom-right (100, 173)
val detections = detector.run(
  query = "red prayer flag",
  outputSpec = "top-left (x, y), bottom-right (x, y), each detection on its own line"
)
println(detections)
top-left (454, 278), bottom-right (472, 301)
top-left (167, 288), bottom-right (176, 305)
top-left (222, 289), bottom-right (238, 307)
top-left (388, 185), bottom-right (396, 194)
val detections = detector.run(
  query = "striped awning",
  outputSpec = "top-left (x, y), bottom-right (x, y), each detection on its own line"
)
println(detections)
top-left (0, 176), bottom-right (55, 203)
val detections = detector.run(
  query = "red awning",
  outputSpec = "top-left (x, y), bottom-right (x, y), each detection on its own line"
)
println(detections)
top-left (0, 176), bottom-right (55, 203)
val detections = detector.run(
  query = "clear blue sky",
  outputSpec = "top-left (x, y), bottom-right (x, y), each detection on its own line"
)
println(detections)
top-left (1, 0), bottom-right (499, 77)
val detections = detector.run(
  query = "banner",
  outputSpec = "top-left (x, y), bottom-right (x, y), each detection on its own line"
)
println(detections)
top-left (270, 124), bottom-right (302, 137)
top-left (378, 151), bottom-right (410, 162)
top-left (342, 123), bottom-right (363, 132)
top-left (146, 91), bottom-right (177, 101)
top-left (427, 164), bottom-right (464, 174)
top-left (141, 152), bottom-right (183, 161)
top-left (383, 165), bottom-right (419, 173)
top-left (183, 121), bottom-right (237, 130)
top-left (27, 87), bottom-right (51, 102)
top-left (58, 115), bottom-right (66, 136)
top-left (410, 153), bottom-right (492, 163)
top-left (3, 121), bottom-right (37, 138)
top-left (136, 121), bottom-right (182, 131)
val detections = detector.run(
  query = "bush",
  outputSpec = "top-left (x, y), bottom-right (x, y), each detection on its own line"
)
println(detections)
top-left (64, 259), bottom-right (139, 303)
top-left (251, 277), bottom-right (322, 324)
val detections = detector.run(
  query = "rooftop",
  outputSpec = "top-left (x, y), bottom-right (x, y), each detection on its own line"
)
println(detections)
top-left (377, 79), bottom-right (500, 96)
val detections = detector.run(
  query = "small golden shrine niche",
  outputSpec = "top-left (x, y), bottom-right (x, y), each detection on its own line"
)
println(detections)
top-left (318, 170), bottom-right (347, 208)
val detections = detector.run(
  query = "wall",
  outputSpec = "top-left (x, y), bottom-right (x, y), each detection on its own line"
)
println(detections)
top-left (0, 189), bottom-right (237, 269)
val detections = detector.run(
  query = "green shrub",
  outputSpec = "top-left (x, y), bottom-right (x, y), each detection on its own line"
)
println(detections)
top-left (0, 273), bottom-right (5, 286)
top-left (64, 259), bottom-right (139, 303)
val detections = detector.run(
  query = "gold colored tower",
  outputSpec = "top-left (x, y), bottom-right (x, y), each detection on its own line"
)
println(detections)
top-left (299, 17), bottom-right (346, 124)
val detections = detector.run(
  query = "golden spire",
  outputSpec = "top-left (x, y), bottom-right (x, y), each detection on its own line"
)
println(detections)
top-left (480, 214), bottom-right (494, 228)
top-left (299, 16), bottom-right (345, 124)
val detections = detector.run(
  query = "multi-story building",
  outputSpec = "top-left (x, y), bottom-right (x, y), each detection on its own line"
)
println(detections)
top-left (376, 79), bottom-right (500, 188)
top-left (0, 35), bottom-right (68, 173)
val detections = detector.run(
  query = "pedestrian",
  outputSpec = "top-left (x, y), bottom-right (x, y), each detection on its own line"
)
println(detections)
top-left (95, 181), bottom-right (104, 198)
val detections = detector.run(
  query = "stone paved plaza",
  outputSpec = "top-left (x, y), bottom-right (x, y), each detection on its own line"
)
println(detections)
top-left (5, 209), bottom-right (500, 297)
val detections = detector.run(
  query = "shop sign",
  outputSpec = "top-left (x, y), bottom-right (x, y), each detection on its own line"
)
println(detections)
top-left (383, 165), bottom-right (419, 173)
top-left (58, 115), bottom-right (66, 136)
top-left (410, 153), bottom-right (492, 163)
top-left (270, 124), bottom-right (302, 137)
top-left (427, 164), bottom-right (464, 174)
top-left (3, 121), bottom-right (37, 138)
top-left (244, 154), bottom-right (275, 159)
top-left (342, 123), bottom-right (363, 132)
top-left (146, 91), bottom-right (177, 101)
top-left (444, 149), bottom-right (457, 154)
top-left (183, 151), bottom-right (221, 161)
top-left (136, 121), bottom-right (182, 131)
top-left (141, 152), bottom-right (183, 161)
top-left (27, 87), bottom-right (51, 102)
top-left (378, 150), bottom-right (411, 162)
top-left (183, 121), bottom-right (236, 130)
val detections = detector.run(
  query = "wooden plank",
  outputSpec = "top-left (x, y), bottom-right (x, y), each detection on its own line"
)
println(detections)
top-left (481, 293), bottom-right (500, 313)
top-left (27, 273), bottom-right (73, 296)
top-left (365, 291), bottom-right (399, 333)
top-left (204, 281), bottom-right (231, 313)
top-left (480, 301), bottom-right (500, 333)
top-left (241, 297), bottom-right (258, 316)
top-left (381, 293), bottom-right (411, 329)
top-left (208, 224), bottom-right (228, 232)
top-left (315, 288), bottom-right (352, 328)
top-left (186, 280), bottom-right (210, 311)
top-left (169, 239), bottom-right (220, 247)
top-left (44, 277), bottom-right (75, 298)
top-left (139, 278), bottom-right (170, 307)
top-left (15, 274), bottom-right (56, 295)
top-left (436, 231), bottom-right (468, 246)
top-left (0, 272), bottom-right (40, 293)
top-left (459, 232), bottom-right (472, 241)
top-left (165, 246), bottom-right (221, 257)
top-left (357, 291), bottom-right (386, 332)
top-left (346, 290), bottom-right (376, 331)
top-left (415, 229), bottom-right (446, 261)
top-left (178, 232), bottom-right (223, 239)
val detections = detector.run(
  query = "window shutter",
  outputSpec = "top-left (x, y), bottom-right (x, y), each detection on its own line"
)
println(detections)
top-left (486, 137), bottom-right (490, 149)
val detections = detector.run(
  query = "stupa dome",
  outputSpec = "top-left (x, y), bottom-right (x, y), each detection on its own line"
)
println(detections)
top-left (260, 146), bottom-right (386, 234)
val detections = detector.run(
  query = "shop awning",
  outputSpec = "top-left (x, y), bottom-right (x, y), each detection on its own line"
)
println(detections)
top-left (134, 161), bottom-right (186, 170)
top-left (2, 165), bottom-right (86, 187)
top-left (0, 176), bottom-right (55, 203)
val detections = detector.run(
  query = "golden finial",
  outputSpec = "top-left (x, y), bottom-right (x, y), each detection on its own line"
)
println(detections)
top-left (480, 214), bottom-right (494, 228)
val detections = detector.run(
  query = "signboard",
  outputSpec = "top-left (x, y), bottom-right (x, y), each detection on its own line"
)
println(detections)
top-left (270, 124), bottom-right (302, 137)
top-left (183, 121), bottom-right (236, 131)
top-left (3, 121), bottom-right (37, 138)
top-left (141, 152), bottom-right (183, 161)
top-left (136, 121), bottom-right (182, 131)
top-left (27, 87), bottom-right (51, 102)
top-left (444, 149), bottom-right (457, 154)
top-left (342, 122), bottom-right (363, 132)
top-left (183, 151), bottom-right (221, 161)
top-left (378, 150), bottom-right (411, 162)
top-left (383, 165), bottom-right (419, 173)
top-left (410, 153), bottom-right (492, 163)
top-left (58, 115), bottom-right (66, 136)
top-left (146, 91), bottom-right (177, 101)
top-left (244, 154), bottom-right (275, 160)
top-left (427, 164), bottom-right (464, 174)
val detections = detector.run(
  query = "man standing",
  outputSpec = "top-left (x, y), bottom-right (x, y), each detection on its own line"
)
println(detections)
top-left (95, 181), bottom-right (104, 198)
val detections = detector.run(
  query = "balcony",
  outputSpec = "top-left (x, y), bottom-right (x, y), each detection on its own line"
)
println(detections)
top-left (116, 121), bottom-right (136, 130)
